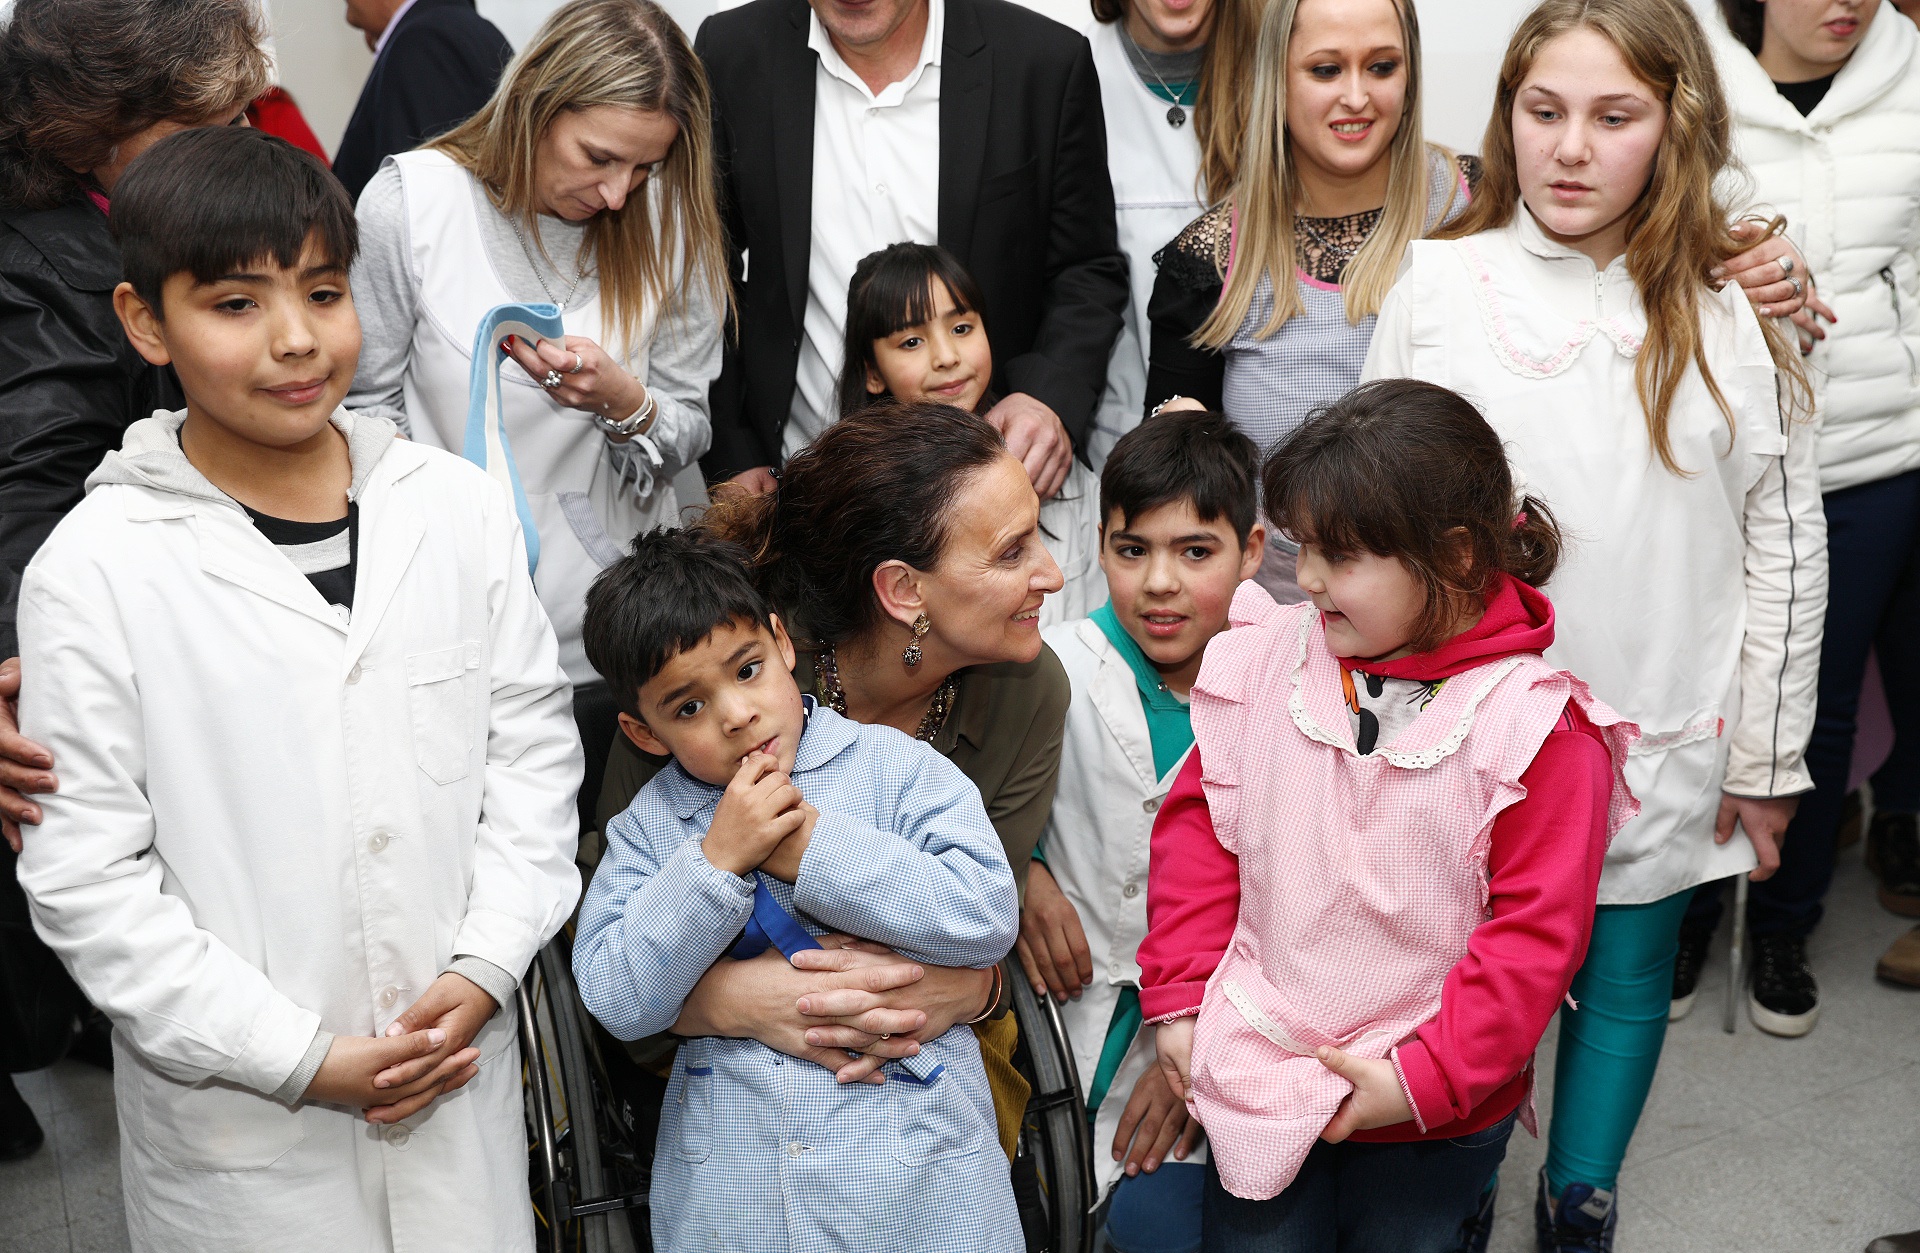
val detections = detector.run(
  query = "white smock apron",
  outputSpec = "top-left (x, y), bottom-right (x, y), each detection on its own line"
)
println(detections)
top-left (1085, 18), bottom-right (1205, 468)
top-left (393, 150), bottom-right (668, 685)
top-left (1365, 214), bottom-right (1826, 903)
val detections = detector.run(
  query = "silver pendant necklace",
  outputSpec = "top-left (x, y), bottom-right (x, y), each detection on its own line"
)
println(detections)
top-left (1139, 56), bottom-right (1190, 128)
top-left (508, 215), bottom-right (589, 312)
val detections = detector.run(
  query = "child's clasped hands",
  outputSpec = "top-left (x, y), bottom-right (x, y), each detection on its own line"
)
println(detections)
top-left (303, 972), bottom-right (499, 1123)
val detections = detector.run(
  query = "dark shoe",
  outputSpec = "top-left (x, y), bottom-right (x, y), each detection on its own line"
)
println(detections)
top-left (1534, 1170), bottom-right (1615, 1252)
top-left (1460, 1177), bottom-right (1497, 1253)
top-left (1866, 812), bottom-right (1920, 917)
top-left (1836, 789), bottom-right (1865, 852)
top-left (1867, 1232), bottom-right (1920, 1253)
top-left (0, 1075), bottom-right (44, 1162)
top-left (1877, 926), bottom-right (1920, 989)
top-left (1669, 921), bottom-right (1714, 1021)
top-left (68, 1007), bottom-right (114, 1071)
top-left (1748, 930), bottom-right (1819, 1037)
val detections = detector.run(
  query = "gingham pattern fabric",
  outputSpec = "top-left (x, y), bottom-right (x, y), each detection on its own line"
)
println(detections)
top-left (1220, 147), bottom-right (1468, 455)
top-left (572, 705), bottom-right (1022, 1252)
top-left (1186, 584), bottom-right (1637, 1200)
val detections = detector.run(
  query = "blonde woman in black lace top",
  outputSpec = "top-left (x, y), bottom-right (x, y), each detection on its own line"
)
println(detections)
top-left (1142, 0), bottom-right (1471, 599)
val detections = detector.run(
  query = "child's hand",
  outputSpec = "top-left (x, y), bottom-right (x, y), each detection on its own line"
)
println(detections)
top-left (362, 972), bottom-right (498, 1122)
top-left (1315, 1046), bottom-right (1414, 1143)
top-left (1155, 1016), bottom-right (1195, 1102)
top-left (1715, 792), bottom-right (1797, 881)
top-left (1015, 861), bottom-right (1093, 1002)
top-left (703, 753), bottom-right (807, 877)
top-left (1113, 1056), bottom-right (1203, 1176)
top-left (303, 1028), bottom-right (477, 1115)
top-left (757, 800), bottom-right (819, 884)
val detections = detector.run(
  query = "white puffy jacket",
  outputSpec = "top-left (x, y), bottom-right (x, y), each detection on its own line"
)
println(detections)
top-left (1712, 9), bottom-right (1920, 494)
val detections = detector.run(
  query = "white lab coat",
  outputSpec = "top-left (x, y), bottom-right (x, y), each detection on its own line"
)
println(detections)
top-left (1039, 619), bottom-right (1203, 1194)
top-left (1084, 19), bottom-right (1206, 469)
top-left (1364, 213), bottom-right (1827, 904)
top-left (17, 410), bottom-right (584, 1252)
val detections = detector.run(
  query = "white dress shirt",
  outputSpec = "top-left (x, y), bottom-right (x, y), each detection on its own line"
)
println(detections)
top-left (372, 0), bottom-right (422, 54)
top-left (784, 0), bottom-right (946, 459)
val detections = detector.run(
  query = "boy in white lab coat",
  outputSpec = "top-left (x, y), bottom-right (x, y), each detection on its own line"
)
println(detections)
top-left (15, 129), bottom-right (583, 1252)
top-left (1021, 409), bottom-right (1263, 1253)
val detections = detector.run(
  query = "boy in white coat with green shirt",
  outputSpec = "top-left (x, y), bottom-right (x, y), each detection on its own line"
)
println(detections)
top-left (15, 130), bottom-right (582, 1252)
top-left (1020, 408), bottom-right (1262, 1253)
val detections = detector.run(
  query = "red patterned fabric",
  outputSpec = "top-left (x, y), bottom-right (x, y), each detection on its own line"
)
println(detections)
top-left (246, 88), bottom-right (328, 162)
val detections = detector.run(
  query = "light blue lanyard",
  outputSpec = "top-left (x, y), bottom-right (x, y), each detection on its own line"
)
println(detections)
top-left (465, 302), bottom-right (562, 575)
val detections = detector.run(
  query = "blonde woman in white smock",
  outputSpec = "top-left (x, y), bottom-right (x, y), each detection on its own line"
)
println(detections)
top-left (1082, 0), bottom-right (1260, 466)
top-left (347, 0), bottom-right (729, 815)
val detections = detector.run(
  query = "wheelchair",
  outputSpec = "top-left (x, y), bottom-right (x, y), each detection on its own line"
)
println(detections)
top-left (520, 935), bottom-right (1096, 1253)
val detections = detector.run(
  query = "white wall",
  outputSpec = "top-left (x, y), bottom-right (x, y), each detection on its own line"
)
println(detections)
top-left (261, 0), bottom-right (1725, 165)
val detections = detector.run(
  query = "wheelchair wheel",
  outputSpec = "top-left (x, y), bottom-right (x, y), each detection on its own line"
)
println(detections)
top-left (521, 934), bottom-right (652, 1253)
top-left (1006, 960), bottom-right (1096, 1253)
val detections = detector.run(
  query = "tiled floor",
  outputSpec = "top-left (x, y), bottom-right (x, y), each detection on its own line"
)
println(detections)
top-left (2, 844), bottom-right (1915, 1252)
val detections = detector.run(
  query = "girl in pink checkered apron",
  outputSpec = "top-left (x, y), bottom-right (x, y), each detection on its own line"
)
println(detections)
top-left (1137, 378), bottom-right (1639, 1252)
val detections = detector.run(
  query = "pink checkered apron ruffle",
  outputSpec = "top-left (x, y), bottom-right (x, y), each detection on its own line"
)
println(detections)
top-left (1187, 584), bottom-right (1638, 1200)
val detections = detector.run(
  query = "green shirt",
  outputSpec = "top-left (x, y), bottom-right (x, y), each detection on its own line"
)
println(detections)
top-left (1090, 600), bottom-right (1194, 779)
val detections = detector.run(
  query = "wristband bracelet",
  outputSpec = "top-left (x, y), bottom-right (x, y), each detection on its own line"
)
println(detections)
top-left (593, 388), bottom-right (656, 438)
top-left (1149, 395), bottom-right (1187, 420)
top-left (965, 964), bottom-right (1004, 1025)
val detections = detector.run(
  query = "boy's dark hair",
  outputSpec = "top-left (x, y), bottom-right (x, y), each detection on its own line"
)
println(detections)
top-left (837, 243), bottom-right (991, 419)
top-left (1263, 378), bottom-right (1562, 653)
top-left (1715, 0), bottom-right (1764, 53)
top-left (583, 527), bottom-right (776, 721)
top-left (109, 127), bottom-right (358, 313)
top-left (1100, 409), bottom-right (1260, 545)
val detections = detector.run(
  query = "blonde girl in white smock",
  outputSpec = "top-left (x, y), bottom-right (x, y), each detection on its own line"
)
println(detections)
top-left (347, 0), bottom-right (729, 805)
top-left (1081, 0), bottom-right (1259, 466)
top-left (1362, 1), bottom-right (1825, 1245)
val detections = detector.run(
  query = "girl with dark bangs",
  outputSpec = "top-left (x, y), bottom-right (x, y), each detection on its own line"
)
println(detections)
top-left (1137, 378), bottom-right (1634, 1250)
top-left (837, 244), bottom-right (1106, 626)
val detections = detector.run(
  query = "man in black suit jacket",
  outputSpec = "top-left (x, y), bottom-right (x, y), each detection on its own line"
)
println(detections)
top-left (696, 0), bottom-right (1128, 498)
top-left (332, 0), bottom-right (512, 201)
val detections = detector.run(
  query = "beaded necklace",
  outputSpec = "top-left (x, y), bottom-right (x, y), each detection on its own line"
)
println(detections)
top-left (817, 646), bottom-right (957, 744)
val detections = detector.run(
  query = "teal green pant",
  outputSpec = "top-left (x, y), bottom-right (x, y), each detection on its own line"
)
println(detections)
top-left (1544, 891), bottom-right (1691, 1195)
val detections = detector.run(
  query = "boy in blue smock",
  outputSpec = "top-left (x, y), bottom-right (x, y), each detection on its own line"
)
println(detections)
top-left (571, 528), bottom-right (1021, 1253)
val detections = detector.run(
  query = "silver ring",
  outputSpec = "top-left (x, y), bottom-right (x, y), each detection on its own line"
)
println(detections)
top-left (1788, 277), bottom-right (1803, 298)
top-left (567, 352), bottom-right (584, 374)
top-left (541, 370), bottom-right (563, 389)
top-left (1780, 256), bottom-right (1795, 276)
top-left (878, 1033), bottom-right (890, 1041)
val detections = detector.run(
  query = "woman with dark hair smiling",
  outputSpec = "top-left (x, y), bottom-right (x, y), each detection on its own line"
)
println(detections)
top-left (0, 0), bottom-right (270, 1162)
top-left (594, 402), bottom-right (1068, 1157)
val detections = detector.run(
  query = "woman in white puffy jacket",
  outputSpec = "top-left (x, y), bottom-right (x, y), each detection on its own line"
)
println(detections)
top-left (1683, 0), bottom-right (1920, 1036)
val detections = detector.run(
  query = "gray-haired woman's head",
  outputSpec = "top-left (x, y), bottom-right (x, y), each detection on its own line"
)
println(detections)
top-left (0, 0), bottom-right (271, 208)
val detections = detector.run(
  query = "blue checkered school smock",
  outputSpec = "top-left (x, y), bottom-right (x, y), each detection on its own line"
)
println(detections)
top-left (572, 705), bottom-right (1023, 1253)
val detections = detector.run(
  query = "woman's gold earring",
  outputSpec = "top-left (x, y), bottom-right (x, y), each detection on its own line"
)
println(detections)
top-left (903, 613), bottom-right (931, 669)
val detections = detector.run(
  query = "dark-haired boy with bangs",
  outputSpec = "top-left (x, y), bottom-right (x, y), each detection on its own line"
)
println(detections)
top-left (14, 126), bottom-right (583, 1250)
top-left (1022, 407), bottom-right (1264, 1250)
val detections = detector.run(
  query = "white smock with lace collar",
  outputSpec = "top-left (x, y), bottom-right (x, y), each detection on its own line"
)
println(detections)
top-left (1362, 208), bottom-right (1828, 905)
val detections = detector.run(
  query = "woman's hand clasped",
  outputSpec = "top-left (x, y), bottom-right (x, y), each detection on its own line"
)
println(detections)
top-left (674, 936), bottom-right (995, 1085)
top-left (503, 333), bottom-right (649, 430)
